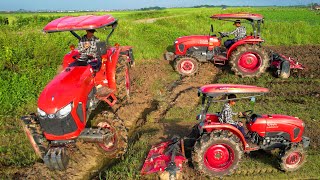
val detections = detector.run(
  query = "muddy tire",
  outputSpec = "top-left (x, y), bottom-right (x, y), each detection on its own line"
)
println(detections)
top-left (116, 57), bottom-right (131, 100)
top-left (174, 57), bottom-right (199, 76)
top-left (229, 45), bottom-right (269, 78)
top-left (279, 147), bottom-right (306, 172)
top-left (192, 131), bottom-right (242, 177)
top-left (92, 112), bottom-right (128, 158)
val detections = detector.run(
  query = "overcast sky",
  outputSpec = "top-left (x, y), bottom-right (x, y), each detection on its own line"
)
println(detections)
top-left (0, 0), bottom-right (319, 11)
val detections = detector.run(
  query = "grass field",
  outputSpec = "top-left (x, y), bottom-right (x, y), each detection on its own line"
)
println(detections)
top-left (0, 6), bottom-right (319, 179)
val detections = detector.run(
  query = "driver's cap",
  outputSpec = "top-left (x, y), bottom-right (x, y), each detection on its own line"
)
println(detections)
top-left (233, 20), bottom-right (241, 25)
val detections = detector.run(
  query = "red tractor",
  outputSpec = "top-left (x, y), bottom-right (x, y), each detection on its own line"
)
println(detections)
top-left (20, 15), bottom-right (134, 170)
top-left (165, 13), bottom-right (304, 78)
top-left (142, 84), bottom-right (310, 178)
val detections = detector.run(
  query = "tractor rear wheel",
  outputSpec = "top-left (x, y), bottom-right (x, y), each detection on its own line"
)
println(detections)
top-left (116, 57), bottom-right (131, 100)
top-left (174, 57), bottom-right (199, 76)
top-left (93, 112), bottom-right (128, 158)
top-left (279, 147), bottom-right (306, 172)
top-left (192, 130), bottom-right (242, 177)
top-left (229, 45), bottom-right (269, 78)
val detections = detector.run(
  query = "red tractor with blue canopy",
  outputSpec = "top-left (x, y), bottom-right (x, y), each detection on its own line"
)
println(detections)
top-left (165, 13), bottom-right (303, 78)
top-left (20, 15), bottom-right (133, 170)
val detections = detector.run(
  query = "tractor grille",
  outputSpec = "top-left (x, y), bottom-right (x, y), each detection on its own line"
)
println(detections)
top-left (178, 44), bottom-right (185, 52)
top-left (294, 128), bottom-right (300, 139)
top-left (39, 114), bottom-right (77, 136)
top-left (77, 103), bottom-right (84, 123)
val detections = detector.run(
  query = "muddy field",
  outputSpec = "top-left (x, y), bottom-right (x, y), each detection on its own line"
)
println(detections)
top-left (10, 45), bottom-right (320, 179)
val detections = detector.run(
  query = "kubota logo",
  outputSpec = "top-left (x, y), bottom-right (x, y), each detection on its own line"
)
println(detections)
top-left (267, 123), bottom-right (278, 128)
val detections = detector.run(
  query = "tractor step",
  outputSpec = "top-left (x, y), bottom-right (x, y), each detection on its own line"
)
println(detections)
top-left (95, 86), bottom-right (117, 106)
top-left (78, 127), bottom-right (113, 143)
top-left (245, 141), bottom-right (260, 151)
top-left (43, 146), bottom-right (69, 171)
top-left (213, 55), bottom-right (227, 65)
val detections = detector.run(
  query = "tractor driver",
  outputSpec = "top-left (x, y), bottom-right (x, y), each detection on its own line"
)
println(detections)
top-left (78, 29), bottom-right (100, 60)
top-left (222, 20), bottom-right (246, 49)
top-left (219, 94), bottom-right (246, 137)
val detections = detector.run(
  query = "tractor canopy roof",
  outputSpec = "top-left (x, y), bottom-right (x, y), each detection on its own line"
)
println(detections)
top-left (199, 84), bottom-right (269, 97)
top-left (211, 13), bottom-right (264, 21)
top-left (43, 15), bottom-right (117, 33)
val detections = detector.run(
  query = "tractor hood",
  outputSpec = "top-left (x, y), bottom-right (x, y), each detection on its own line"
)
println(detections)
top-left (38, 66), bottom-right (93, 114)
top-left (262, 114), bottom-right (304, 126)
top-left (176, 35), bottom-right (210, 45)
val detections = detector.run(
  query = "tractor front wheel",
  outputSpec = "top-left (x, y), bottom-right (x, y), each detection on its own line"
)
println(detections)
top-left (229, 45), bottom-right (269, 78)
top-left (93, 112), bottom-right (128, 158)
top-left (279, 147), bottom-right (306, 172)
top-left (192, 131), bottom-right (242, 177)
top-left (174, 57), bottom-right (199, 76)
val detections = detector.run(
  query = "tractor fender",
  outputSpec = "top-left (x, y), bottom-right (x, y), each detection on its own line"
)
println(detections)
top-left (119, 46), bottom-right (134, 66)
top-left (227, 38), bottom-right (264, 59)
top-left (202, 123), bottom-right (247, 150)
top-left (103, 47), bottom-right (121, 91)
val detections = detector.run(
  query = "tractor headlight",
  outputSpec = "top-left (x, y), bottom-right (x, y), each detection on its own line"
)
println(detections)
top-left (37, 108), bottom-right (46, 117)
top-left (56, 103), bottom-right (72, 119)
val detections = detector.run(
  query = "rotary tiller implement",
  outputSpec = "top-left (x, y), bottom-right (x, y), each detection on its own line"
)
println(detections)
top-left (141, 137), bottom-right (187, 178)
top-left (21, 14), bottom-right (133, 171)
top-left (269, 51), bottom-right (304, 78)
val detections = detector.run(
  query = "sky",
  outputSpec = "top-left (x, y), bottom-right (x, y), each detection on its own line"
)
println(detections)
top-left (0, 0), bottom-right (319, 11)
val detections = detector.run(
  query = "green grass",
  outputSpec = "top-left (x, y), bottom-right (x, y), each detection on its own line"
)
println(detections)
top-left (0, 6), bottom-right (319, 178)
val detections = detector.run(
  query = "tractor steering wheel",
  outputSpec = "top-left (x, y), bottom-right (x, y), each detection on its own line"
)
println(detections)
top-left (241, 110), bottom-right (253, 123)
top-left (218, 32), bottom-right (228, 38)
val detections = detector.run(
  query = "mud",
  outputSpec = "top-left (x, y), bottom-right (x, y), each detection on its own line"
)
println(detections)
top-left (11, 45), bottom-right (320, 179)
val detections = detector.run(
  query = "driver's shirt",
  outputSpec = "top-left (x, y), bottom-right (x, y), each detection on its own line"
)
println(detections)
top-left (78, 35), bottom-right (100, 58)
top-left (226, 26), bottom-right (246, 41)
top-left (219, 103), bottom-right (237, 125)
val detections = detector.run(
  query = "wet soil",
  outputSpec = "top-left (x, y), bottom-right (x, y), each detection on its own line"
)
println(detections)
top-left (9, 45), bottom-right (320, 179)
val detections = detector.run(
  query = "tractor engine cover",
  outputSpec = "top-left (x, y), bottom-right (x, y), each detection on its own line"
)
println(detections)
top-left (37, 65), bottom-right (95, 140)
top-left (174, 35), bottom-right (220, 56)
top-left (247, 114), bottom-right (305, 143)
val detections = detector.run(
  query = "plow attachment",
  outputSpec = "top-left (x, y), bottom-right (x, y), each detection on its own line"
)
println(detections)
top-left (141, 137), bottom-right (187, 178)
top-left (270, 51), bottom-right (304, 78)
